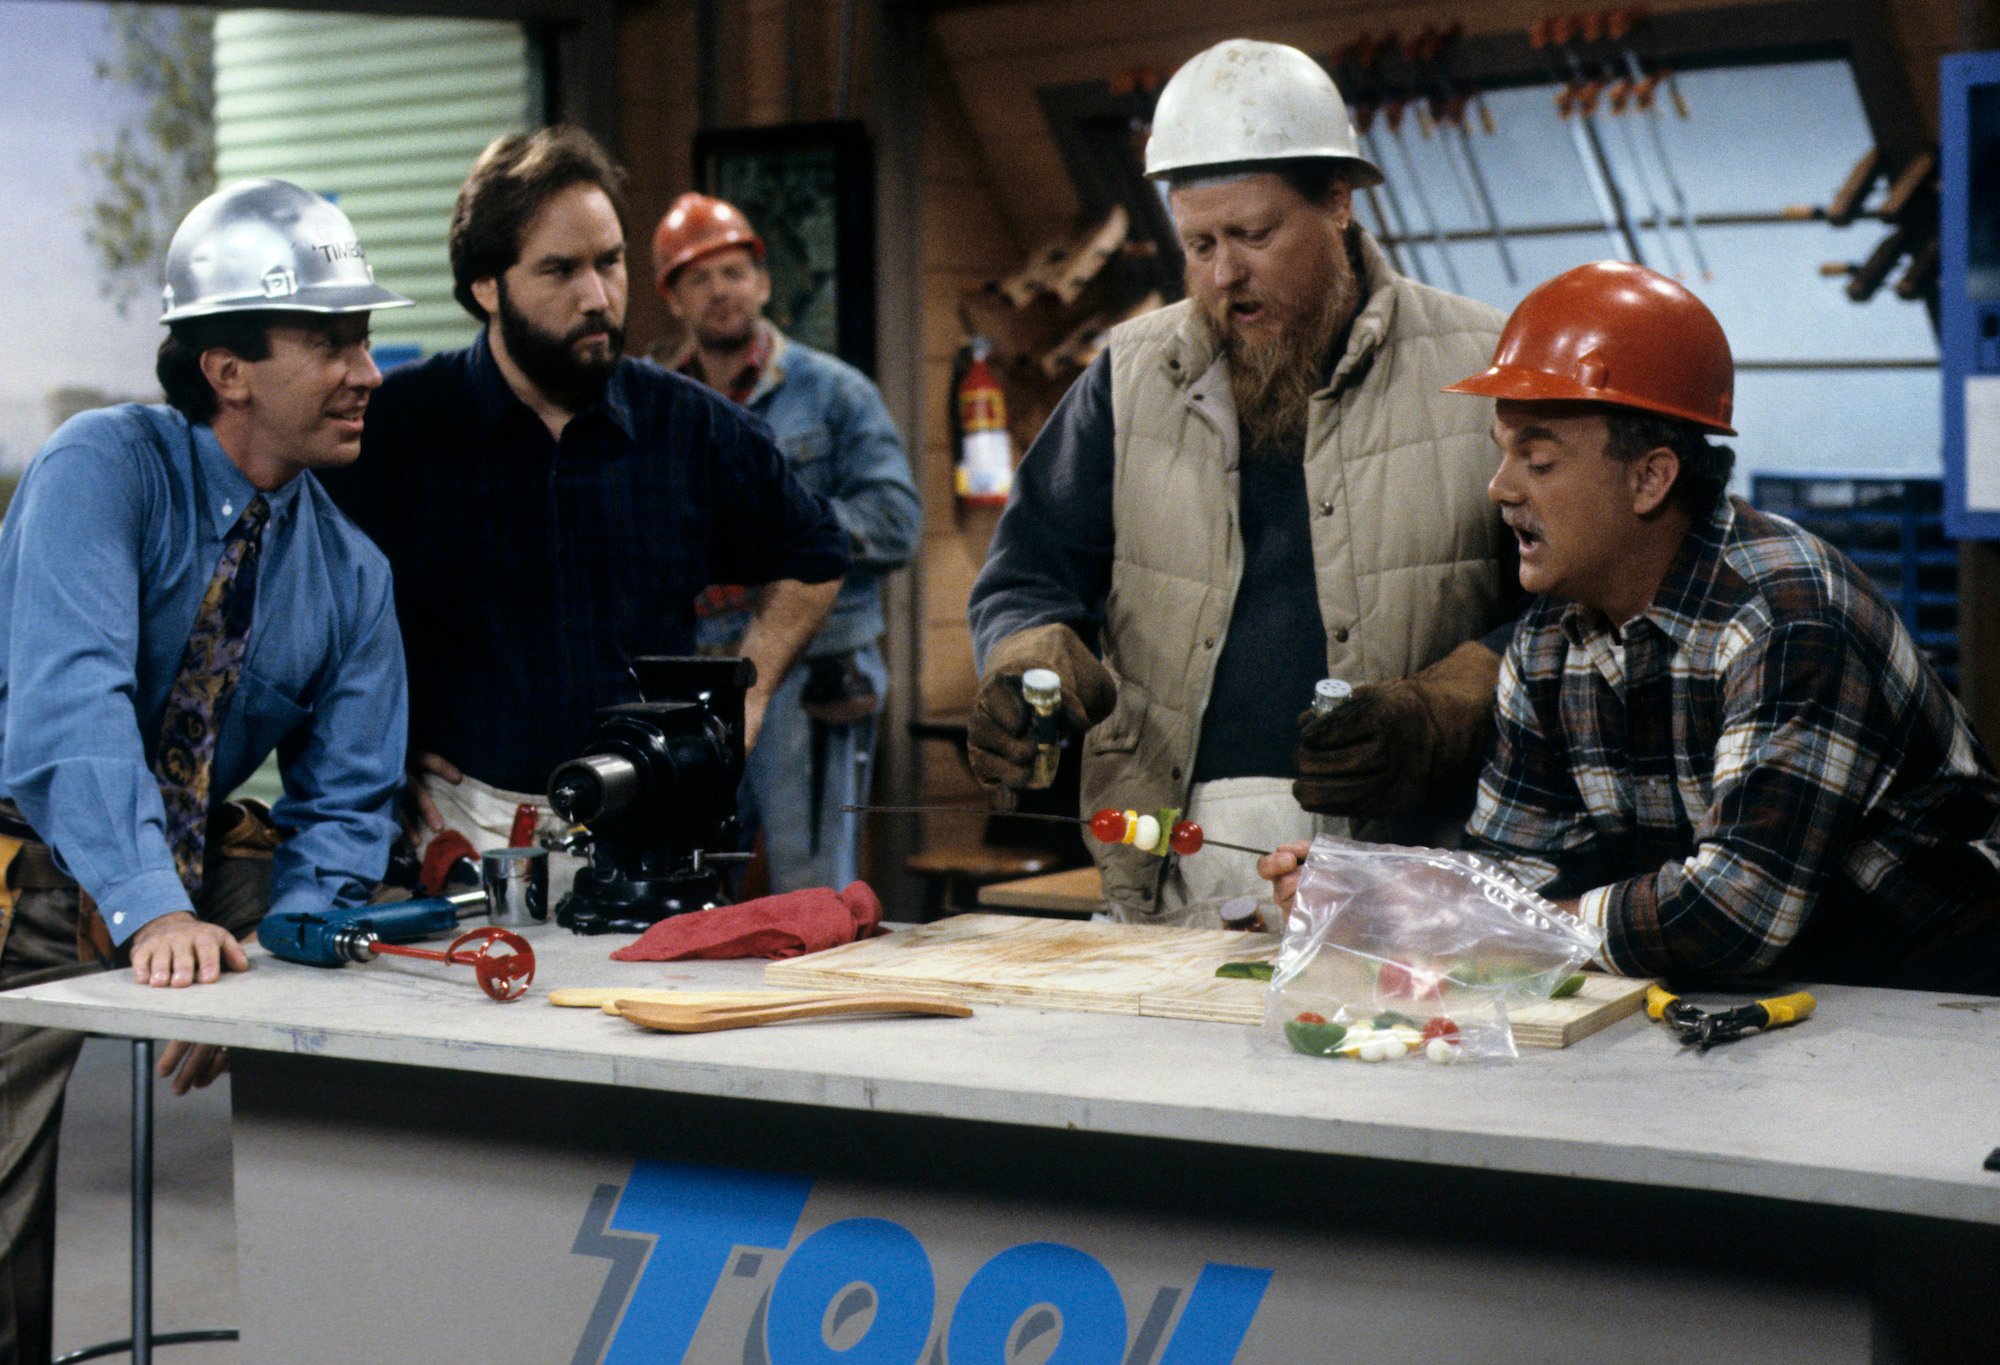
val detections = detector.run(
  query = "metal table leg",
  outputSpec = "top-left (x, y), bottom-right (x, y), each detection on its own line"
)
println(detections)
top-left (133, 1037), bottom-right (152, 1364)
top-left (52, 1038), bottom-right (239, 1365)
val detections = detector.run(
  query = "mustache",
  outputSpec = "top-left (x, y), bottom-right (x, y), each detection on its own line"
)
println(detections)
top-left (1504, 513), bottom-right (1545, 539)
top-left (566, 312), bottom-right (619, 346)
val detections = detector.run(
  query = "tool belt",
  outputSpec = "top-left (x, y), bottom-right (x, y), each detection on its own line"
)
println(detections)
top-left (801, 651), bottom-right (880, 725)
top-left (0, 798), bottom-right (281, 967)
top-left (0, 817), bottom-right (114, 966)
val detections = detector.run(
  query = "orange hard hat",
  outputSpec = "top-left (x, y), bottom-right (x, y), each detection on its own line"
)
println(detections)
top-left (1444, 261), bottom-right (1736, 435)
top-left (651, 192), bottom-right (765, 294)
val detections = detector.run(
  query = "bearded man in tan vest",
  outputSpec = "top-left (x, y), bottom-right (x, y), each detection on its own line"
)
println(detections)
top-left (968, 39), bottom-right (1517, 925)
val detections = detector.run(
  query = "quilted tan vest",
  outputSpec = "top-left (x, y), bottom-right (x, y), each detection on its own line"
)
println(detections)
top-left (1083, 231), bottom-right (1509, 918)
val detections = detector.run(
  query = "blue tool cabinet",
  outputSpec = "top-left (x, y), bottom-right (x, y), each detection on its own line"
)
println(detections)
top-left (1752, 473), bottom-right (1959, 692)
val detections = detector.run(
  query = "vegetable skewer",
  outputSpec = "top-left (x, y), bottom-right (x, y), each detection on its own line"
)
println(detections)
top-left (839, 804), bottom-right (1273, 857)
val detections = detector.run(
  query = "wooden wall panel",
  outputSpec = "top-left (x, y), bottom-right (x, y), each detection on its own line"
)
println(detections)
top-left (1888, 0), bottom-right (1961, 134)
top-left (742, 0), bottom-right (787, 123)
top-left (616, 0), bottom-right (701, 359)
top-left (914, 42), bottom-right (1021, 744)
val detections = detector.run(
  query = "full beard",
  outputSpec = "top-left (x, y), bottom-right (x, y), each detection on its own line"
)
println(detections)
top-left (496, 279), bottom-right (626, 409)
top-left (1196, 229), bottom-right (1360, 453)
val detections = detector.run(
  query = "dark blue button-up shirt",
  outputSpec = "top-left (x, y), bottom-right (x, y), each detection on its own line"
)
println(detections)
top-left (0, 405), bottom-right (406, 942)
top-left (322, 334), bottom-right (849, 794)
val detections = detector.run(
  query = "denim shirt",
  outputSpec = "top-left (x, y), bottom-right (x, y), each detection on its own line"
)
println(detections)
top-left (696, 328), bottom-right (920, 658)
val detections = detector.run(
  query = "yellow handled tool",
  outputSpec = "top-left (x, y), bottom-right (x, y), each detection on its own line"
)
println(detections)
top-left (1647, 984), bottom-right (1816, 1050)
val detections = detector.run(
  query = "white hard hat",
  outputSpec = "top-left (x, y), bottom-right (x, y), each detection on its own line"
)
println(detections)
top-left (1145, 39), bottom-right (1383, 187)
top-left (161, 178), bottom-right (413, 324)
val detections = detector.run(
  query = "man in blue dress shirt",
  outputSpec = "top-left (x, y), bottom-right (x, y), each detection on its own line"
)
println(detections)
top-left (323, 127), bottom-right (848, 896)
top-left (0, 180), bottom-right (410, 1357)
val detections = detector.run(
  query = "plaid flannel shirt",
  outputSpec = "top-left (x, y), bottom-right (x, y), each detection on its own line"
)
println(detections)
top-left (674, 324), bottom-right (772, 406)
top-left (1468, 496), bottom-right (2000, 983)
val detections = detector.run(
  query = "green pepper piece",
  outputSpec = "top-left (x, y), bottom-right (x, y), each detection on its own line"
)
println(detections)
top-left (1215, 961), bottom-right (1274, 981)
top-left (1371, 1009), bottom-right (1420, 1030)
top-left (1283, 1019), bottom-right (1348, 1057)
top-left (1550, 973), bottom-right (1586, 999)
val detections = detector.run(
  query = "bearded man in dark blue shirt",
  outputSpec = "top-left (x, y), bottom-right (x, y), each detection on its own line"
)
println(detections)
top-left (322, 127), bottom-right (848, 896)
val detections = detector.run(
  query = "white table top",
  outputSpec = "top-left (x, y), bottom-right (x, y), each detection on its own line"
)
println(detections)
top-left (2, 921), bottom-right (1996, 1224)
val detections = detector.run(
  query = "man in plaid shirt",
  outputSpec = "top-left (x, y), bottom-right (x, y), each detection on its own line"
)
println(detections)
top-left (1263, 262), bottom-right (2000, 992)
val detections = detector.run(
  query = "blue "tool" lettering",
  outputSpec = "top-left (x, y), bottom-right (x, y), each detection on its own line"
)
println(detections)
top-left (588, 1159), bottom-right (1272, 1363)
top-left (601, 1161), bottom-right (812, 1364)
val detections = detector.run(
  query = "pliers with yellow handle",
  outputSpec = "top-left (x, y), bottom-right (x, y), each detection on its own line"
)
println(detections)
top-left (1644, 984), bottom-right (1816, 1051)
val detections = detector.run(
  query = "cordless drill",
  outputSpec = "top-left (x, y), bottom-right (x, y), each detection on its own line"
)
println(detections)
top-left (258, 891), bottom-right (486, 968)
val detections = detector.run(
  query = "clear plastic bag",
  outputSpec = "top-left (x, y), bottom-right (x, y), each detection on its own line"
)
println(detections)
top-left (1265, 834), bottom-right (1603, 1065)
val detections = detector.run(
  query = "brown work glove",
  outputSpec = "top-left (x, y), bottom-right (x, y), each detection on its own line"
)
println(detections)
top-left (1293, 639), bottom-right (1503, 817)
top-left (968, 623), bottom-right (1117, 811)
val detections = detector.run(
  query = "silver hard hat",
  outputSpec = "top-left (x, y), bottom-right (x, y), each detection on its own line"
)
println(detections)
top-left (160, 178), bottom-right (413, 324)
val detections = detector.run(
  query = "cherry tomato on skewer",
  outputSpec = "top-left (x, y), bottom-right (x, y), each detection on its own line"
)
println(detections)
top-left (1088, 807), bottom-right (1127, 843)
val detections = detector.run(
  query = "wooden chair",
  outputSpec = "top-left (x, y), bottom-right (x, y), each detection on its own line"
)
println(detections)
top-left (906, 842), bottom-right (1060, 922)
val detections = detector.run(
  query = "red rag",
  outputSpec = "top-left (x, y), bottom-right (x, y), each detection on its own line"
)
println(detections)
top-left (610, 881), bottom-right (885, 961)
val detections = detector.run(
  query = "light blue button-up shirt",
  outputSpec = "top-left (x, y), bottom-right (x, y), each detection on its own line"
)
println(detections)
top-left (0, 404), bottom-right (406, 943)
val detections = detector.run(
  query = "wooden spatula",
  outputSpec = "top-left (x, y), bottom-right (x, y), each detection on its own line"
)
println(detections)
top-left (616, 993), bottom-right (972, 1033)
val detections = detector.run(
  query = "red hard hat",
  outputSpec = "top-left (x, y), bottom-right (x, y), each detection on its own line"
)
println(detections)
top-left (651, 192), bottom-right (765, 294)
top-left (1444, 261), bottom-right (1736, 435)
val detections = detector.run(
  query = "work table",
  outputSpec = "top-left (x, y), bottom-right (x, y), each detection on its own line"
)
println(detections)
top-left (3, 921), bottom-right (1994, 1225)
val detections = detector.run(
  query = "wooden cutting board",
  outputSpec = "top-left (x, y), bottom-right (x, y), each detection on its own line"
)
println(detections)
top-left (766, 913), bottom-right (1651, 1048)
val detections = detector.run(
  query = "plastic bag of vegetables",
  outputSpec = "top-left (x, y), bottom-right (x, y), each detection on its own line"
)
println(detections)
top-left (1265, 834), bottom-right (1602, 1065)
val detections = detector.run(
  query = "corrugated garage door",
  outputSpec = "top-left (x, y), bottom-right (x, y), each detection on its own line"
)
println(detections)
top-left (212, 10), bottom-right (534, 355)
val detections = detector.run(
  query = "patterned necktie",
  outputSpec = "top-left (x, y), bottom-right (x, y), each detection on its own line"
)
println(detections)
top-left (153, 494), bottom-right (270, 900)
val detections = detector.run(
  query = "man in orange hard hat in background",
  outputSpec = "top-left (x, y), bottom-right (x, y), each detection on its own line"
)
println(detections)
top-left (1262, 261), bottom-right (2000, 994)
top-left (653, 193), bottom-right (920, 892)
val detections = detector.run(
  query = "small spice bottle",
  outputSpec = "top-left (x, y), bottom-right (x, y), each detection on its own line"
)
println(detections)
top-left (1021, 668), bottom-right (1064, 789)
top-left (1311, 678), bottom-right (1353, 717)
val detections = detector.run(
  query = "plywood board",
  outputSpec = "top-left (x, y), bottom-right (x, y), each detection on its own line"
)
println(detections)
top-left (767, 914), bottom-right (1651, 1048)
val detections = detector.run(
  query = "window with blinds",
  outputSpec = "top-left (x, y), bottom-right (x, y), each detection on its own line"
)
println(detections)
top-left (212, 9), bottom-right (536, 360)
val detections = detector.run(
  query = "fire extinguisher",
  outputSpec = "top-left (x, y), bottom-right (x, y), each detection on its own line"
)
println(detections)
top-left (953, 339), bottom-right (1012, 507)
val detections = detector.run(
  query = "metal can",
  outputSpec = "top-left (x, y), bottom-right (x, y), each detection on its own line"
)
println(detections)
top-left (481, 847), bottom-right (549, 927)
